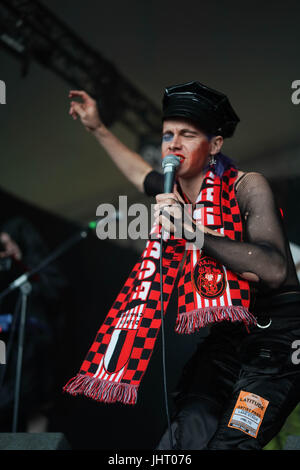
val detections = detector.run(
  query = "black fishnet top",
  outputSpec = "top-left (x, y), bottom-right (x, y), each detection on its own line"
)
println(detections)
top-left (144, 169), bottom-right (300, 308)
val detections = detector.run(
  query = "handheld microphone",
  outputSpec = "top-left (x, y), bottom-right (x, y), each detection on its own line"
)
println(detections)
top-left (161, 154), bottom-right (181, 193)
top-left (159, 154), bottom-right (181, 450)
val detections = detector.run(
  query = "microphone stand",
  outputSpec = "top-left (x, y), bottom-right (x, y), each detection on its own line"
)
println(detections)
top-left (12, 281), bottom-right (31, 433)
top-left (0, 216), bottom-right (112, 432)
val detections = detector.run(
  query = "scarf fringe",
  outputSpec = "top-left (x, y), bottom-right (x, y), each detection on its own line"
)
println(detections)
top-left (63, 374), bottom-right (138, 405)
top-left (175, 305), bottom-right (257, 334)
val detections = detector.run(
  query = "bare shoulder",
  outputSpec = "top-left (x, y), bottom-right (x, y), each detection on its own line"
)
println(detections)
top-left (235, 170), bottom-right (245, 190)
top-left (237, 170), bottom-right (245, 180)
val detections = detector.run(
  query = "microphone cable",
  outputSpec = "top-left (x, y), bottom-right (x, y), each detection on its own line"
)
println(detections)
top-left (159, 225), bottom-right (175, 450)
top-left (158, 154), bottom-right (181, 450)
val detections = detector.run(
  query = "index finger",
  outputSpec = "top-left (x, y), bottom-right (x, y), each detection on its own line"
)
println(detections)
top-left (69, 90), bottom-right (93, 102)
top-left (156, 192), bottom-right (178, 203)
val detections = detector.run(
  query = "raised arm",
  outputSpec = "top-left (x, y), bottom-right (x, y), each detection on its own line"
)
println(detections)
top-left (69, 90), bottom-right (152, 192)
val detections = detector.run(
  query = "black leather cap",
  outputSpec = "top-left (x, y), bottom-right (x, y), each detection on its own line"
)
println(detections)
top-left (162, 81), bottom-right (240, 138)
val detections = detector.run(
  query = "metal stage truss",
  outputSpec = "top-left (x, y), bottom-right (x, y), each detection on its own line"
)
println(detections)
top-left (0, 0), bottom-right (162, 137)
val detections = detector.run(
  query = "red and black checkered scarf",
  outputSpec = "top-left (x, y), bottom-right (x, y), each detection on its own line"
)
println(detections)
top-left (63, 166), bottom-right (256, 405)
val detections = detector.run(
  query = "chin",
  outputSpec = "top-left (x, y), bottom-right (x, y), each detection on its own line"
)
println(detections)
top-left (177, 171), bottom-right (193, 180)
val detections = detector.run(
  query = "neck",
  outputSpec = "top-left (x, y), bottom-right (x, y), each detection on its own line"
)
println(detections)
top-left (178, 168), bottom-right (209, 204)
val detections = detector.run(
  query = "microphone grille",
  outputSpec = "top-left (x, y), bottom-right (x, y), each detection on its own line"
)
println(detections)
top-left (161, 154), bottom-right (181, 170)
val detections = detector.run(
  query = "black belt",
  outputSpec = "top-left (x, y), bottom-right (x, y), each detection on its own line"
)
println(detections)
top-left (254, 291), bottom-right (300, 309)
top-left (253, 291), bottom-right (300, 327)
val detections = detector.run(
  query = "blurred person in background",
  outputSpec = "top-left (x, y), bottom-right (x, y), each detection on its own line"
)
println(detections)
top-left (0, 216), bottom-right (66, 432)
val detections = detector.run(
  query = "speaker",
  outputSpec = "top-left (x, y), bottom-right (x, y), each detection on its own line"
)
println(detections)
top-left (283, 435), bottom-right (300, 450)
top-left (0, 433), bottom-right (70, 450)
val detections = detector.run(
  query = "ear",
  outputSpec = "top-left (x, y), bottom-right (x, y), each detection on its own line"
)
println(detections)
top-left (210, 135), bottom-right (224, 155)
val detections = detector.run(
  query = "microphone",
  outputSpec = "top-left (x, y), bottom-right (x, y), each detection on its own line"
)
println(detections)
top-left (161, 154), bottom-right (181, 193)
top-left (159, 154), bottom-right (181, 450)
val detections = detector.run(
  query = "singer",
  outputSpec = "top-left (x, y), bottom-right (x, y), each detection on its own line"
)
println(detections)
top-left (65, 81), bottom-right (300, 450)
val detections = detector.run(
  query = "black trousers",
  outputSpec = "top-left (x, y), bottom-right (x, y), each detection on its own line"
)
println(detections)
top-left (156, 301), bottom-right (300, 450)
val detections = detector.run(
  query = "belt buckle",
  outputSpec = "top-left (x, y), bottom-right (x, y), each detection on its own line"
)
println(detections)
top-left (256, 314), bottom-right (272, 329)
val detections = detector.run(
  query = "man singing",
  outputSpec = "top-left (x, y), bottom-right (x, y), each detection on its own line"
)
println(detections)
top-left (65, 81), bottom-right (300, 450)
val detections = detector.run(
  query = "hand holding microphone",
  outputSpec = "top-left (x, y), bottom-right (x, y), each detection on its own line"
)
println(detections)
top-left (154, 155), bottom-right (185, 236)
top-left (161, 154), bottom-right (181, 193)
top-left (154, 155), bottom-right (199, 242)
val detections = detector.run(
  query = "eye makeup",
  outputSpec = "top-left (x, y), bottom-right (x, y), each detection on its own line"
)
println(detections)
top-left (162, 132), bottom-right (173, 142)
